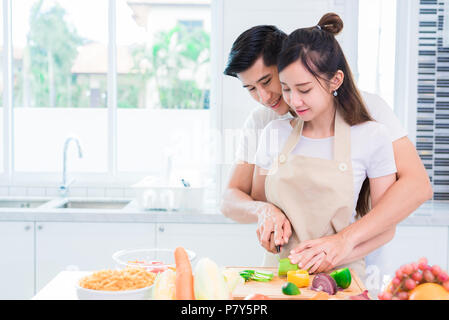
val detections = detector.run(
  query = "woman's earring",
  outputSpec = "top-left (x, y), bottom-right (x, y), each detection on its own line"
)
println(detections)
top-left (333, 90), bottom-right (338, 97)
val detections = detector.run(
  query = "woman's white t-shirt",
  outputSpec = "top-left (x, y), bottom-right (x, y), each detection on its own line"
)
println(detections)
top-left (235, 91), bottom-right (407, 164)
top-left (254, 119), bottom-right (398, 222)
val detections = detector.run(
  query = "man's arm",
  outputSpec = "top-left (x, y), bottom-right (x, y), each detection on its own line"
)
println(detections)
top-left (341, 136), bottom-right (433, 246)
top-left (220, 161), bottom-right (265, 223)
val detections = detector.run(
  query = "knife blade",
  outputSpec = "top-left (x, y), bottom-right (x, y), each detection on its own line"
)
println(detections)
top-left (275, 244), bottom-right (281, 261)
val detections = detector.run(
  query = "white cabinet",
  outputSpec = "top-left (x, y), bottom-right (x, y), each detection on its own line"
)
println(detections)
top-left (35, 222), bottom-right (156, 292)
top-left (156, 223), bottom-right (266, 267)
top-left (373, 226), bottom-right (448, 279)
top-left (0, 221), bottom-right (35, 299)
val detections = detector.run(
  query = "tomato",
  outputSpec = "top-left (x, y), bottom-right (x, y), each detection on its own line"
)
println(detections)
top-left (243, 293), bottom-right (270, 300)
top-left (149, 265), bottom-right (169, 273)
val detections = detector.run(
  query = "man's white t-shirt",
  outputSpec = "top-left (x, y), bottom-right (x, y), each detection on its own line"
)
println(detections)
top-left (235, 91), bottom-right (407, 164)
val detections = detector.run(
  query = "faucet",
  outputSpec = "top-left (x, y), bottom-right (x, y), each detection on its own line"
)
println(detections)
top-left (59, 137), bottom-right (83, 197)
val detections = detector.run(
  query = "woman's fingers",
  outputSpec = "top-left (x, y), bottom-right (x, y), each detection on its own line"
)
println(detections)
top-left (303, 252), bottom-right (325, 272)
top-left (290, 240), bottom-right (316, 255)
top-left (289, 246), bottom-right (321, 268)
top-left (308, 252), bottom-right (327, 274)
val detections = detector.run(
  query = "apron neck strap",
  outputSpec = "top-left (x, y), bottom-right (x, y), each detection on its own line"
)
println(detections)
top-left (279, 108), bottom-right (351, 163)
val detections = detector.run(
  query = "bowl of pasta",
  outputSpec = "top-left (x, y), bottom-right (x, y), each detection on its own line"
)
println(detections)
top-left (76, 267), bottom-right (156, 300)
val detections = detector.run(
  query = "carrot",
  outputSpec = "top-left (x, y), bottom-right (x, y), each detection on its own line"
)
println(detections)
top-left (174, 247), bottom-right (195, 300)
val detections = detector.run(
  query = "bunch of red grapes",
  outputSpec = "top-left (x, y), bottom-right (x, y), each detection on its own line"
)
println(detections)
top-left (378, 257), bottom-right (449, 300)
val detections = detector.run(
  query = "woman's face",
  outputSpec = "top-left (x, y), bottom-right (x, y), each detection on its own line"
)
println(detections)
top-left (279, 60), bottom-right (336, 122)
top-left (237, 56), bottom-right (291, 116)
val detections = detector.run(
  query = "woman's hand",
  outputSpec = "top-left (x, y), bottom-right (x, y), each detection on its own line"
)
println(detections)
top-left (288, 232), bottom-right (355, 273)
top-left (256, 203), bottom-right (292, 254)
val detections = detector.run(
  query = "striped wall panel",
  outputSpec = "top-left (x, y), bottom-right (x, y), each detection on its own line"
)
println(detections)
top-left (417, 0), bottom-right (449, 200)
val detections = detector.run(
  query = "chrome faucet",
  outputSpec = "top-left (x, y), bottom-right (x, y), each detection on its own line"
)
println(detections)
top-left (59, 137), bottom-right (83, 197)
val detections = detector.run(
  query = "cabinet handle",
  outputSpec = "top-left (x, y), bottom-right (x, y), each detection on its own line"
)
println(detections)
top-left (37, 225), bottom-right (43, 230)
top-left (158, 226), bottom-right (165, 232)
top-left (24, 225), bottom-right (31, 231)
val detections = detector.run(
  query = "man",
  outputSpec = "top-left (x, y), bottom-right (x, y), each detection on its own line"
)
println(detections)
top-left (220, 25), bottom-right (433, 270)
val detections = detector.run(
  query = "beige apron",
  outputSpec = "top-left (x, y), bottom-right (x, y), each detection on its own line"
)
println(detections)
top-left (263, 109), bottom-right (365, 279)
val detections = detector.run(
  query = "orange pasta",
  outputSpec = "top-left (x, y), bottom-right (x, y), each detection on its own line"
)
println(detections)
top-left (79, 267), bottom-right (156, 291)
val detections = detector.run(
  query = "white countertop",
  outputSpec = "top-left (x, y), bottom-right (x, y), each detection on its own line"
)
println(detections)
top-left (32, 271), bottom-right (90, 300)
top-left (1, 199), bottom-right (448, 226)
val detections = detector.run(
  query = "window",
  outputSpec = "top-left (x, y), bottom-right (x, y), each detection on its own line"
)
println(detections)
top-left (357, 0), bottom-right (397, 109)
top-left (2, 0), bottom-right (213, 190)
top-left (12, 0), bottom-right (109, 173)
top-left (115, 0), bottom-right (212, 186)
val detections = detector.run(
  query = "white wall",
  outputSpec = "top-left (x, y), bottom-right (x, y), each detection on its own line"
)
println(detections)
top-left (215, 0), bottom-right (360, 191)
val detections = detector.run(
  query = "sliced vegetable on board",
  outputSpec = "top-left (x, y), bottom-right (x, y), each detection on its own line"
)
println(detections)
top-left (330, 267), bottom-right (352, 289)
top-left (239, 270), bottom-right (274, 282)
top-left (311, 273), bottom-right (337, 295)
top-left (282, 282), bottom-right (301, 295)
top-left (287, 269), bottom-right (310, 288)
top-left (278, 258), bottom-right (298, 276)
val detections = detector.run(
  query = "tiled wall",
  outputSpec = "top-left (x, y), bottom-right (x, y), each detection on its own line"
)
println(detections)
top-left (0, 185), bottom-right (138, 199)
top-left (416, 0), bottom-right (449, 200)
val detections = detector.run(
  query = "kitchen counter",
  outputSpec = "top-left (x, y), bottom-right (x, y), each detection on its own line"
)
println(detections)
top-left (32, 271), bottom-right (89, 300)
top-left (0, 198), bottom-right (448, 226)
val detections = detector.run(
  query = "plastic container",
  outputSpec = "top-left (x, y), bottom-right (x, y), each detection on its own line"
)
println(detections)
top-left (112, 248), bottom-right (196, 273)
top-left (131, 177), bottom-right (205, 211)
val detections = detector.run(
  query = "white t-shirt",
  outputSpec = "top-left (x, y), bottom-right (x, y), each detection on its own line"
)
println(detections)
top-left (235, 91), bottom-right (407, 164)
top-left (254, 119), bottom-right (398, 221)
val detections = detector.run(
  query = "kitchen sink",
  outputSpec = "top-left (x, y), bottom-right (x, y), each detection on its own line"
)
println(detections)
top-left (56, 199), bottom-right (131, 209)
top-left (0, 199), bottom-right (49, 208)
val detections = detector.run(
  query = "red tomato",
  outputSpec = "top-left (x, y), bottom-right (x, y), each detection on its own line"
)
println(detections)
top-left (149, 265), bottom-right (169, 273)
top-left (243, 293), bottom-right (270, 300)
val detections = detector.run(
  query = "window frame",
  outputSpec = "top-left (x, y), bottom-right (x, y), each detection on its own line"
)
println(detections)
top-left (0, 0), bottom-right (220, 195)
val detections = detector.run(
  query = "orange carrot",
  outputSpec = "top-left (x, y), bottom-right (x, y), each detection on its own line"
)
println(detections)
top-left (174, 247), bottom-right (195, 300)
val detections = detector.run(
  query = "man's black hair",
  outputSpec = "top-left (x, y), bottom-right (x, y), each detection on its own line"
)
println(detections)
top-left (223, 25), bottom-right (287, 78)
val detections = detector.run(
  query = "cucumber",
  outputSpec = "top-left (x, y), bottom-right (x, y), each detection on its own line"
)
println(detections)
top-left (278, 258), bottom-right (298, 276)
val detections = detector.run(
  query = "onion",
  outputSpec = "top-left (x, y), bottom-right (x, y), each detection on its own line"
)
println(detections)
top-left (311, 273), bottom-right (337, 295)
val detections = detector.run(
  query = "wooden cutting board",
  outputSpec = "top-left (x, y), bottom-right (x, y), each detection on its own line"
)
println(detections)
top-left (226, 267), bottom-right (370, 300)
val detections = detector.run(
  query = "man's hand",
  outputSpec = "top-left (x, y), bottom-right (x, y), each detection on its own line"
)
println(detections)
top-left (255, 203), bottom-right (292, 253)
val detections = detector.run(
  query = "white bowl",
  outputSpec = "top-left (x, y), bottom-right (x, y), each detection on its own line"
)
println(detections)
top-left (76, 283), bottom-right (154, 300)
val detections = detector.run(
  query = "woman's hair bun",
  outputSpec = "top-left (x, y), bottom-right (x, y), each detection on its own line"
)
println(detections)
top-left (317, 12), bottom-right (343, 35)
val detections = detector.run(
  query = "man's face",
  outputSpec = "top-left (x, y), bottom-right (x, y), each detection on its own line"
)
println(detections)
top-left (236, 56), bottom-right (290, 116)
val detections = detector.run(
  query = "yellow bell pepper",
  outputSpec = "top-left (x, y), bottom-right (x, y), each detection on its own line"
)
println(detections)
top-left (287, 270), bottom-right (310, 288)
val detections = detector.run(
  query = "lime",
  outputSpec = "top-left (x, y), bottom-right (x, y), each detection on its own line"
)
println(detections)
top-left (282, 282), bottom-right (301, 295)
top-left (330, 267), bottom-right (352, 289)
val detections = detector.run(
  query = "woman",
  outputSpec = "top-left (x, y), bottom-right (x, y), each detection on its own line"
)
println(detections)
top-left (251, 13), bottom-right (397, 279)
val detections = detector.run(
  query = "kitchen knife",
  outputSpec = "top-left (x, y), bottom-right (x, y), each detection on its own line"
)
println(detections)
top-left (275, 244), bottom-right (281, 261)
